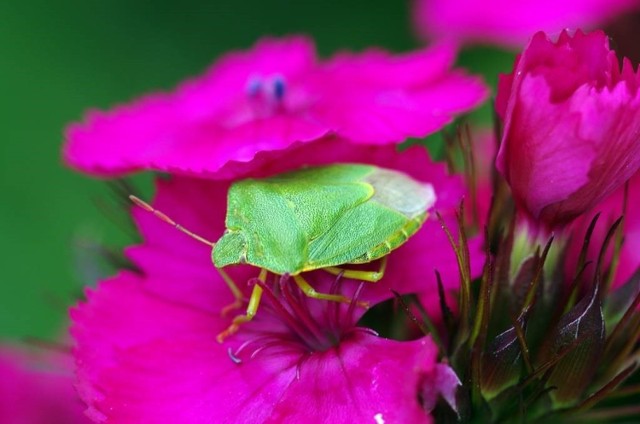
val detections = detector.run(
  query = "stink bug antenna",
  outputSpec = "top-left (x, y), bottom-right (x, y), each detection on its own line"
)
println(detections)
top-left (129, 195), bottom-right (215, 247)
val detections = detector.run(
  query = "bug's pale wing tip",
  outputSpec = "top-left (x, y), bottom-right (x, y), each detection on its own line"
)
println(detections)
top-left (422, 183), bottom-right (437, 210)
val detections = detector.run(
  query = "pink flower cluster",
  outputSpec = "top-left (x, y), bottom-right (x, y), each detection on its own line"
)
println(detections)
top-left (65, 36), bottom-right (487, 422)
top-left (61, 20), bottom-right (640, 421)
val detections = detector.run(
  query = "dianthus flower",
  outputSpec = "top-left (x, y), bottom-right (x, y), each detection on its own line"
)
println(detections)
top-left (0, 345), bottom-right (89, 424)
top-left (413, 0), bottom-right (640, 48)
top-left (64, 35), bottom-right (487, 177)
top-left (496, 30), bottom-right (640, 229)
top-left (72, 143), bottom-right (469, 422)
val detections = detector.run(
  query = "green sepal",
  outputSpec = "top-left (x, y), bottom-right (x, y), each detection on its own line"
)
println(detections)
top-left (480, 317), bottom-right (527, 400)
top-left (539, 287), bottom-right (605, 407)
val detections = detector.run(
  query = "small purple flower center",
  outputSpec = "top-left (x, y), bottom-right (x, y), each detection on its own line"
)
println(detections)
top-left (228, 273), bottom-right (374, 363)
top-left (223, 74), bottom-right (291, 125)
top-left (245, 74), bottom-right (287, 104)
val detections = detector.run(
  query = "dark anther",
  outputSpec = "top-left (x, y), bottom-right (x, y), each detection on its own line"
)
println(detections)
top-left (227, 347), bottom-right (242, 364)
top-left (273, 76), bottom-right (286, 101)
top-left (246, 76), bottom-right (262, 97)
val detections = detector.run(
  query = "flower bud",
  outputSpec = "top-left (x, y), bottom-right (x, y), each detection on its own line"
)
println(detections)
top-left (496, 30), bottom-right (640, 228)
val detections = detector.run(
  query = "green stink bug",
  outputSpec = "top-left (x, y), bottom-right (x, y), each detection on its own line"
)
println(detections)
top-left (131, 163), bottom-right (436, 341)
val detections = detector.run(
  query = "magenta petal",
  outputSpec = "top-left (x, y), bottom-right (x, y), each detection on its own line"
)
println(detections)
top-left (422, 363), bottom-right (461, 413)
top-left (71, 273), bottom-right (229, 421)
top-left (91, 334), bottom-right (441, 423)
top-left (95, 339), bottom-right (300, 423)
top-left (498, 75), bottom-right (593, 219)
top-left (71, 273), bottom-right (294, 422)
top-left (265, 335), bottom-right (439, 423)
top-left (0, 346), bottom-right (89, 424)
top-left (73, 271), bottom-right (451, 422)
top-left (324, 42), bottom-right (458, 86)
top-left (313, 44), bottom-right (488, 144)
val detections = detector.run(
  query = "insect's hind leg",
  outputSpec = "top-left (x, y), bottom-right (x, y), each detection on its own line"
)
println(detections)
top-left (324, 256), bottom-right (387, 282)
top-left (293, 274), bottom-right (368, 308)
top-left (216, 269), bottom-right (267, 343)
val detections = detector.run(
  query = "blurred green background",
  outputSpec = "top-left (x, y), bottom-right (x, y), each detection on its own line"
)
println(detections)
top-left (0, 0), bottom-right (513, 341)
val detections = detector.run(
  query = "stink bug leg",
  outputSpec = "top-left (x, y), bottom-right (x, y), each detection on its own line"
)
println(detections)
top-left (217, 269), bottom-right (268, 343)
top-left (324, 257), bottom-right (388, 283)
top-left (218, 267), bottom-right (246, 317)
top-left (292, 274), bottom-right (349, 303)
top-left (292, 274), bottom-right (369, 308)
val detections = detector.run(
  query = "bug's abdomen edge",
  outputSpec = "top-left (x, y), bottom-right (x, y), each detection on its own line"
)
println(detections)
top-left (348, 211), bottom-right (428, 265)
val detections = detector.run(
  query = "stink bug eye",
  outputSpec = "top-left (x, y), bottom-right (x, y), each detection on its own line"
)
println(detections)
top-left (131, 164), bottom-right (436, 342)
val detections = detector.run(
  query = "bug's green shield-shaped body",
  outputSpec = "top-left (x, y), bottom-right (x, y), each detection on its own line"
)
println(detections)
top-left (213, 164), bottom-right (436, 275)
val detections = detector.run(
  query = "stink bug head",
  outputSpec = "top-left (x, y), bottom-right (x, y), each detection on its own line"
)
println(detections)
top-left (212, 230), bottom-right (247, 268)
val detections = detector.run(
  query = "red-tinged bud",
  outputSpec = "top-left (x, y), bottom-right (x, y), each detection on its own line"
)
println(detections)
top-left (496, 30), bottom-right (640, 229)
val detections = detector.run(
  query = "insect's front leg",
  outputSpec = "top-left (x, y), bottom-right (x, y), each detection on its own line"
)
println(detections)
top-left (324, 256), bottom-right (387, 282)
top-left (216, 268), bottom-right (267, 343)
top-left (217, 267), bottom-right (245, 317)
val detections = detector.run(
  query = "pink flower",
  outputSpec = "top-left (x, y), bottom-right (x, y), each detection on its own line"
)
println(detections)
top-left (72, 274), bottom-right (459, 423)
top-left (496, 30), bottom-right (640, 228)
top-left (64, 36), bottom-right (487, 178)
top-left (0, 345), bottom-right (89, 424)
top-left (413, 0), bottom-right (640, 48)
top-left (70, 144), bottom-right (467, 422)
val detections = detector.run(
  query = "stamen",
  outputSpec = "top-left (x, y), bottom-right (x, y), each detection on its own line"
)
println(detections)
top-left (272, 75), bottom-right (286, 102)
top-left (249, 340), bottom-right (293, 359)
top-left (348, 327), bottom-right (380, 338)
top-left (246, 76), bottom-right (262, 97)
top-left (225, 272), bottom-right (366, 363)
top-left (231, 336), bottom-right (271, 359)
top-left (346, 282), bottom-right (366, 325)
top-left (254, 276), bottom-right (311, 340)
top-left (295, 355), bottom-right (311, 381)
top-left (227, 347), bottom-right (242, 364)
top-left (327, 272), bottom-right (345, 335)
top-left (280, 279), bottom-right (328, 349)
